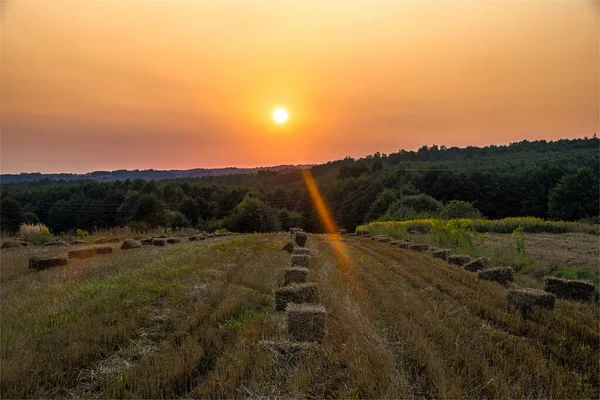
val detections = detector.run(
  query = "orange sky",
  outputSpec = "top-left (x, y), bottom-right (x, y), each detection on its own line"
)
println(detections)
top-left (1, 0), bottom-right (598, 173)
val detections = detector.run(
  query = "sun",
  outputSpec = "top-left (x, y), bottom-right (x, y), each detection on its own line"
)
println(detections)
top-left (273, 108), bottom-right (288, 124)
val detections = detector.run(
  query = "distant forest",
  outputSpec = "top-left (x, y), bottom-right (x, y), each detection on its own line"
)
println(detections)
top-left (1, 137), bottom-right (599, 234)
top-left (0, 164), bottom-right (309, 184)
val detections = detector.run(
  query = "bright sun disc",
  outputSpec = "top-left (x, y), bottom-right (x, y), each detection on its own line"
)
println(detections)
top-left (273, 108), bottom-right (288, 123)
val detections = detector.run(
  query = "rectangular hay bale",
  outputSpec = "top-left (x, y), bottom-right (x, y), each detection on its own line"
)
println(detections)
top-left (29, 256), bottom-right (68, 271)
top-left (286, 303), bottom-right (327, 343)
top-left (275, 283), bottom-right (319, 311)
top-left (447, 254), bottom-right (472, 266)
top-left (478, 267), bottom-right (514, 285)
top-left (544, 277), bottom-right (595, 301)
top-left (291, 254), bottom-right (311, 268)
top-left (407, 243), bottom-right (428, 252)
top-left (67, 248), bottom-right (96, 259)
top-left (464, 257), bottom-right (490, 272)
top-left (284, 267), bottom-right (309, 286)
top-left (93, 246), bottom-right (113, 255)
top-left (431, 249), bottom-right (451, 261)
top-left (292, 247), bottom-right (310, 256)
top-left (508, 288), bottom-right (555, 314)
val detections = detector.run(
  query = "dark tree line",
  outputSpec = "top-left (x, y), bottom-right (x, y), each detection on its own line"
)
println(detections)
top-left (1, 137), bottom-right (598, 234)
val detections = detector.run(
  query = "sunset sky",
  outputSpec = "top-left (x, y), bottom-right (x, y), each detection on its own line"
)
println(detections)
top-left (1, 0), bottom-right (598, 174)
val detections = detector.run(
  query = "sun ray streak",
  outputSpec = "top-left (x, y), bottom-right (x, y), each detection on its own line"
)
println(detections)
top-left (302, 169), bottom-right (370, 303)
top-left (302, 169), bottom-right (350, 265)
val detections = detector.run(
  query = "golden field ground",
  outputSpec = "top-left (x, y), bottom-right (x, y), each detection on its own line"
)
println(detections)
top-left (1, 234), bottom-right (599, 398)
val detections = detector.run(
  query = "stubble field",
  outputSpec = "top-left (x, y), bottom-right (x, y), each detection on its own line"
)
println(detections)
top-left (1, 233), bottom-right (598, 398)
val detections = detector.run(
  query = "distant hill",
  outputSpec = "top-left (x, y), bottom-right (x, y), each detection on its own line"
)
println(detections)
top-left (0, 165), bottom-right (312, 184)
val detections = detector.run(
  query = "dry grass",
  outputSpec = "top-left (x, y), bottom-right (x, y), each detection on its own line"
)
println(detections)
top-left (1, 234), bottom-right (598, 398)
top-left (479, 232), bottom-right (600, 288)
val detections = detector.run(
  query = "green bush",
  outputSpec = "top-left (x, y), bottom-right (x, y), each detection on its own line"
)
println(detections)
top-left (366, 189), bottom-right (398, 221)
top-left (278, 208), bottom-right (303, 231)
top-left (165, 211), bottom-right (188, 230)
top-left (440, 200), bottom-right (482, 219)
top-left (196, 218), bottom-right (225, 233)
top-left (430, 219), bottom-right (482, 251)
top-left (386, 194), bottom-right (443, 220)
top-left (511, 226), bottom-right (526, 257)
top-left (225, 196), bottom-right (280, 233)
top-left (549, 167), bottom-right (600, 221)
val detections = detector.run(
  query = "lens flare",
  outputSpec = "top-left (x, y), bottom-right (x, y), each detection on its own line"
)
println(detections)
top-left (302, 168), bottom-right (369, 302)
top-left (302, 169), bottom-right (349, 265)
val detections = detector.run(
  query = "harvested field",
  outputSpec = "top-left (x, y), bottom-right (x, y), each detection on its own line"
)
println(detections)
top-left (1, 233), bottom-right (598, 399)
top-left (479, 232), bottom-right (600, 286)
top-left (1, 241), bottom-right (24, 249)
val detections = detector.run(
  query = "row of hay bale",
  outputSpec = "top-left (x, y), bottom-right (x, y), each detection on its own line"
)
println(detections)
top-left (277, 228), bottom-right (327, 343)
top-left (29, 244), bottom-right (117, 271)
top-left (392, 239), bottom-right (429, 253)
top-left (281, 228), bottom-right (308, 253)
top-left (25, 232), bottom-right (240, 272)
top-left (370, 235), bottom-right (597, 315)
top-left (1, 237), bottom-right (120, 249)
top-left (119, 231), bottom-right (237, 249)
top-left (428, 247), bottom-right (545, 314)
top-left (3, 231), bottom-right (241, 250)
top-left (422, 247), bottom-right (517, 286)
top-left (430, 246), bottom-right (597, 313)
